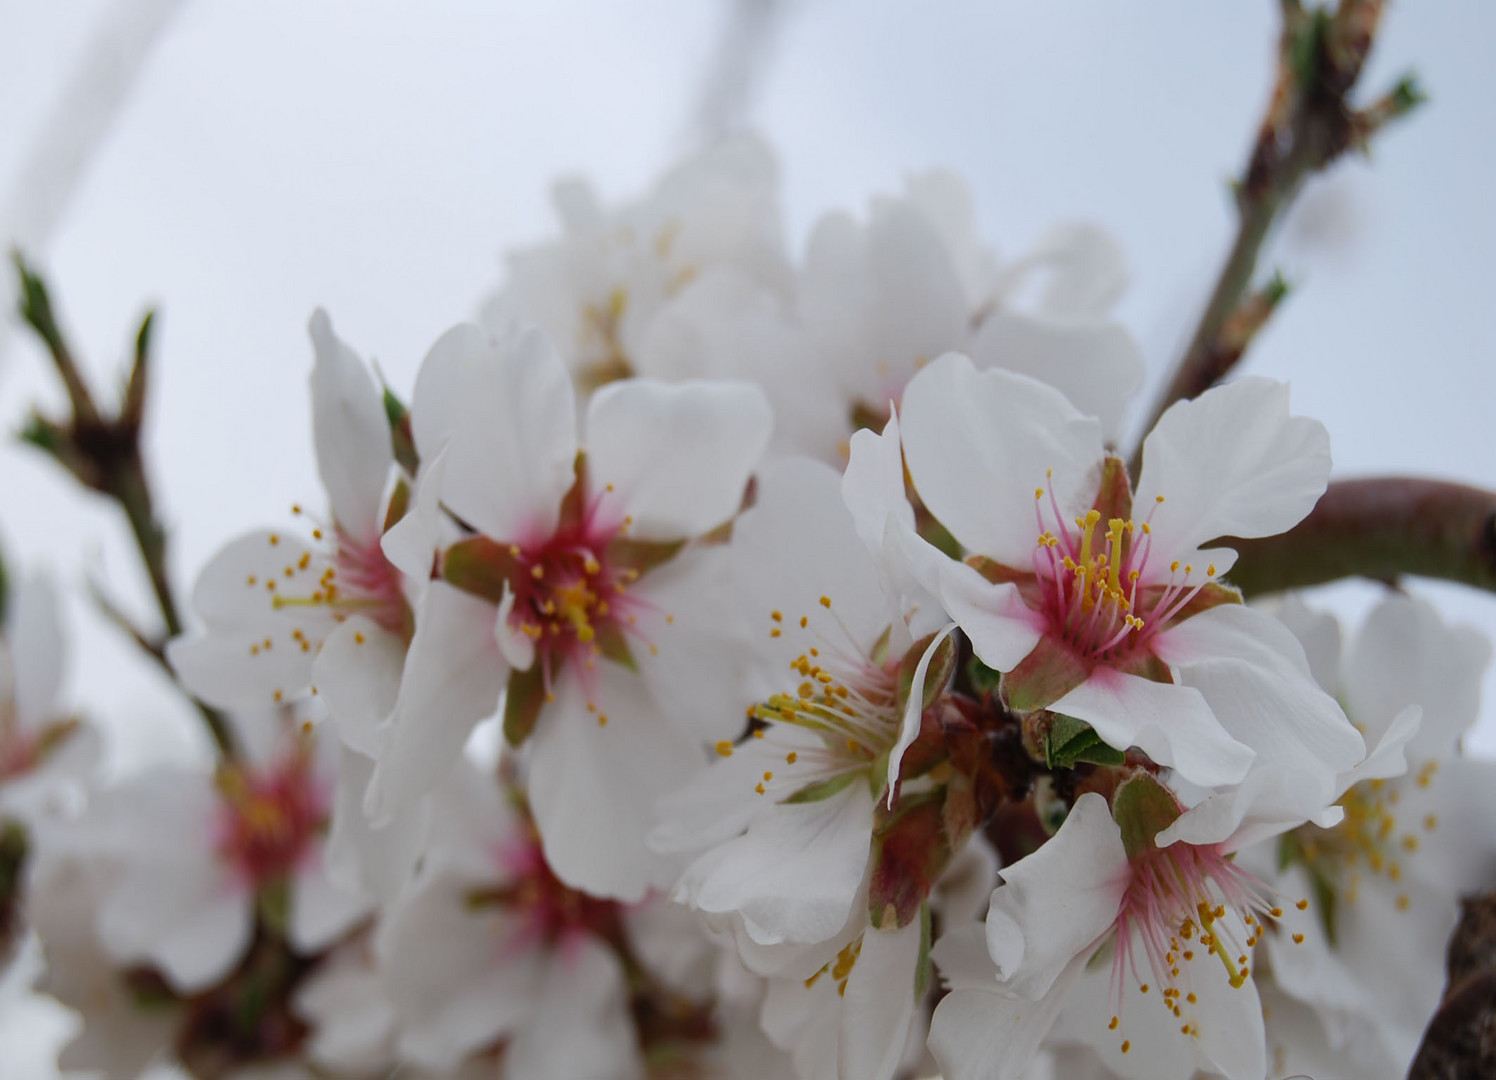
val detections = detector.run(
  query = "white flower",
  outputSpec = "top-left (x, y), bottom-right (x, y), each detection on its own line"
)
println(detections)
top-left (77, 715), bottom-right (368, 994)
top-left (0, 572), bottom-right (95, 825)
top-left (930, 783), bottom-right (1305, 1080)
top-left (885, 352), bottom-right (1362, 813)
top-left (169, 310), bottom-right (409, 742)
top-left (483, 134), bottom-right (789, 392)
top-left (799, 174), bottom-right (1144, 442)
top-left (1246, 593), bottom-right (1496, 1076)
top-left (365, 321), bottom-right (772, 902)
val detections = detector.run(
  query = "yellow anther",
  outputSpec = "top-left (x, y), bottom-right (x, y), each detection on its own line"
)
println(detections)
top-left (531, 564), bottom-right (545, 579)
top-left (763, 771), bottom-right (774, 781)
top-left (786, 752), bottom-right (798, 764)
top-left (771, 610), bottom-right (783, 622)
top-left (715, 741), bottom-right (734, 757)
top-left (819, 595), bottom-right (832, 608)
top-left (1292, 933), bottom-right (1305, 944)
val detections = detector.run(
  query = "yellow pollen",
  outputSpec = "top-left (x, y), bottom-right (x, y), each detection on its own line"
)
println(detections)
top-left (312, 529), bottom-right (323, 540)
top-left (1139, 984), bottom-right (1149, 994)
top-left (269, 534), bottom-right (280, 546)
top-left (1187, 992), bottom-right (1197, 1004)
top-left (246, 575), bottom-right (257, 586)
top-left (1292, 933), bottom-right (1305, 944)
top-left (1108, 1017), bottom-right (1118, 1031)
top-left (770, 628), bottom-right (781, 638)
top-left (1397, 894), bottom-right (1411, 911)
top-left (786, 752), bottom-right (798, 764)
top-left (819, 596), bottom-right (831, 609)
top-left (1270, 907), bottom-right (1283, 918)
top-left (763, 771), bottom-right (774, 781)
top-left (597, 714), bottom-right (608, 726)
top-left (298, 552), bottom-right (311, 570)
top-left (715, 741), bottom-right (734, 757)
top-left (1296, 899), bottom-right (1309, 910)
top-left (354, 632), bottom-right (365, 644)
top-left (1425, 814), bottom-right (1439, 830)
top-left (531, 564), bottom-right (545, 579)
top-left (800, 616), bottom-right (808, 629)
top-left (754, 782), bottom-right (766, 795)
top-left (273, 690), bottom-right (283, 703)
top-left (1121, 1041), bottom-right (1131, 1054)
top-left (1155, 495), bottom-right (1165, 503)
top-left (771, 611), bottom-right (783, 622)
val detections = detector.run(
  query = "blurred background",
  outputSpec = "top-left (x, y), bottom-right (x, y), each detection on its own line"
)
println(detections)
top-left (0, 6), bottom-right (1492, 1064)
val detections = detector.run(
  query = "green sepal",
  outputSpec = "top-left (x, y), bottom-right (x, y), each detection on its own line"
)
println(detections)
top-left (382, 476), bottom-right (412, 535)
top-left (503, 664), bottom-right (548, 746)
top-left (607, 536), bottom-right (686, 578)
top-left (1112, 772), bottom-right (1182, 862)
top-left (780, 770), bottom-right (858, 805)
top-left (255, 877), bottom-right (291, 937)
top-left (868, 790), bottom-right (952, 930)
top-left (1045, 713), bottom-right (1126, 770)
top-left (594, 620), bottom-right (638, 673)
top-left (896, 631), bottom-right (956, 719)
top-left (441, 536), bottom-right (520, 604)
top-left (965, 655), bottom-right (1003, 697)
top-left (383, 387), bottom-right (420, 475)
top-left (1000, 636), bottom-right (1089, 714)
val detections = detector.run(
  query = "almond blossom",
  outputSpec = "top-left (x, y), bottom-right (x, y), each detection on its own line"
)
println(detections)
top-left (887, 352), bottom-right (1362, 814)
top-left (930, 781), bottom-right (1310, 1080)
top-left (365, 319), bottom-right (772, 901)
top-left (1247, 593), bottom-right (1496, 1077)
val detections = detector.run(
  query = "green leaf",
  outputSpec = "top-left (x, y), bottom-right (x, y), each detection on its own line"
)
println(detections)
top-left (441, 536), bottom-right (520, 604)
top-left (503, 664), bottom-right (548, 746)
top-left (965, 655), bottom-right (1003, 697)
top-left (1045, 714), bottom-right (1124, 769)
top-left (1112, 772), bottom-right (1182, 861)
top-left (256, 877), bottom-right (291, 937)
top-left (781, 770), bottom-right (858, 805)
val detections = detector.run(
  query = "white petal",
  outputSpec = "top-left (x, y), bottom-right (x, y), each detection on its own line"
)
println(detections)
top-left (493, 582), bottom-right (536, 670)
top-left (1260, 593), bottom-right (1343, 695)
top-left (1003, 222), bottom-right (1129, 317)
top-left (649, 724), bottom-right (800, 857)
top-left (365, 582), bottom-right (506, 824)
top-left (311, 617), bottom-right (403, 757)
top-left (901, 353), bottom-right (1105, 565)
top-left (526, 663), bottom-right (702, 901)
top-left (379, 876), bottom-right (542, 1071)
top-left (324, 746), bottom-right (428, 903)
top-left (1345, 591), bottom-right (1492, 757)
top-left (1154, 604), bottom-right (1365, 843)
top-left (380, 445), bottom-right (447, 586)
top-left (674, 780), bottom-right (875, 947)
top-left (1135, 377), bottom-right (1330, 572)
top-left (98, 860), bottom-right (252, 993)
top-left (308, 309), bottom-right (393, 545)
top-left (928, 958), bottom-right (1085, 1080)
top-left (968, 314), bottom-right (1143, 441)
top-left (289, 855), bottom-right (372, 953)
top-left (439, 323), bottom-right (577, 544)
top-left (939, 558), bottom-right (1046, 672)
top-left (586, 377), bottom-right (772, 541)
top-left (503, 937), bottom-right (642, 1080)
top-left (839, 920), bottom-right (925, 1080)
top-left (410, 322), bottom-right (491, 462)
top-left (1051, 668), bottom-right (1255, 790)
top-left (985, 792), bottom-right (1129, 1000)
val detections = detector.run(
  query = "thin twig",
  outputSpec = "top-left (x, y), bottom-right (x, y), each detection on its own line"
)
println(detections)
top-left (1129, 0), bottom-right (1421, 474)
top-left (11, 252), bottom-right (238, 759)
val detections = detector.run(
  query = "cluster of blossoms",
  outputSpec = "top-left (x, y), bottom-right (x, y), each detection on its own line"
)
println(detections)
top-left (4, 133), bottom-right (1494, 1080)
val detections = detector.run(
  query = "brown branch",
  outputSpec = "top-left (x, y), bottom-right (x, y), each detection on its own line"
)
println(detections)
top-left (1408, 891), bottom-right (1496, 1079)
top-left (1225, 478), bottom-right (1496, 598)
top-left (11, 252), bottom-right (238, 760)
top-left (1129, 0), bottom-right (1422, 475)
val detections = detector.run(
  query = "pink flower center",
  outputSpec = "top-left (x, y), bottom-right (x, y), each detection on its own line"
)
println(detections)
top-left (269, 519), bottom-right (408, 637)
top-left (494, 835), bottom-right (620, 948)
top-left (0, 723), bottom-right (38, 783)
top-left (213, 749), bottom-right (327, 889)
top-left (1114, 840), bottom-right (1272, 1011)
top-left (1031, 484), bottom-right (1217, 663)
top-left (504, 494), bottom-right (646, 694)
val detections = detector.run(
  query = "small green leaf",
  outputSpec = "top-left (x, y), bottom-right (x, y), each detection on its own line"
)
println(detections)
top-left (965, 655), bottom-right (1003, 697)
top-left (503, 664), bottom-right (548, 746)
top-left (1045, 714), bottom-right (1125, 769)
top-left (781, 770), bottom-right (858, 805)
top-left (441, 536), bottom-right (520, 604)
